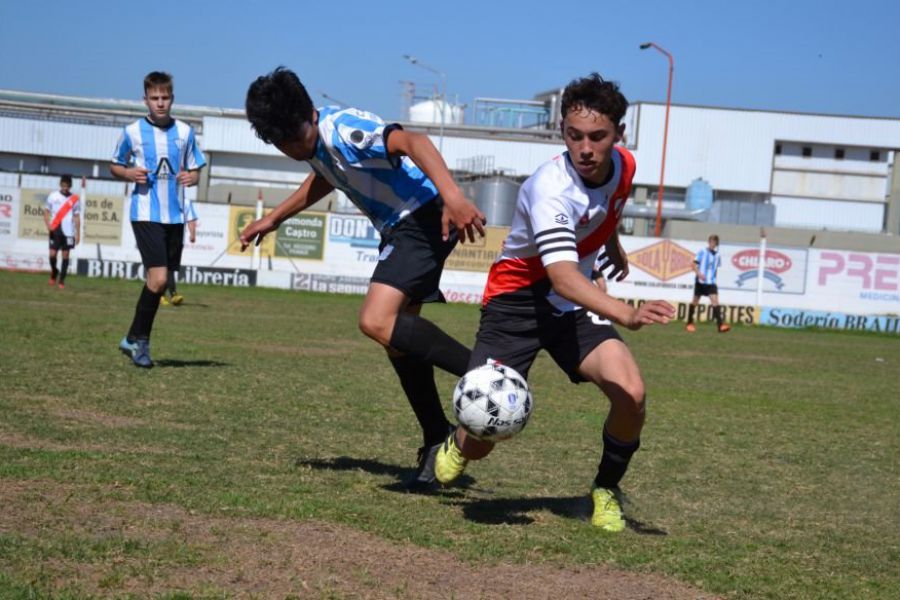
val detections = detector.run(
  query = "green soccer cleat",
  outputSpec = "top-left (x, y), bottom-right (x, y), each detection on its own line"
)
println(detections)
top-left (591, 486), bottom-right (626, 532)
top-left (435, 429), bottom-right (468, 485)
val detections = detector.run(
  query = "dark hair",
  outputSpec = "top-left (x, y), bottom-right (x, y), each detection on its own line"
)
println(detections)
top-left (144, 71), bottom-right (173, 93)
top-left (709, 234), bottom-right (720, 244)
top-left (560, 73), bottom-right (628, 124)
top-left (245, 67), bottom-right (314, 145)
top-left (60, 174), bottom-right (73, 185)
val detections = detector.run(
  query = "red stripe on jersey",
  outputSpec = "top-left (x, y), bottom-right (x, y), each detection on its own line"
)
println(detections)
top-left (482, 146), bottom-right (636, 307)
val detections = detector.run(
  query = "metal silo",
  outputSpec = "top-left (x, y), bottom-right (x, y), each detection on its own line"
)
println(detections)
top-left (474, 177), bottom-right (519, 227)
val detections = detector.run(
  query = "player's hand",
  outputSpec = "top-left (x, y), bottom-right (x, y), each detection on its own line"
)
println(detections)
top-left (624, 300), bottom-right (675, 331)
top-left (128, 167), bottom-right (149, 184)
top-left (442, 196), bottom-right (486, 244)
top-left (596, 242), bottom-right (630, 282)
top-left (74, 236), bottom-right (80, 246)
top-left (697, 273), bottom-right (705, 282)
top-left (177, 171), bottom-right (199, 187)
top-left (239, 215), bottom-right (278, 251)
top-left (190, 232), bottom-right (196, 243)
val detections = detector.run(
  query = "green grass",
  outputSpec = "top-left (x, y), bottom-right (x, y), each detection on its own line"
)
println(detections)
top-left (1, 270), bottom-right (898, 599)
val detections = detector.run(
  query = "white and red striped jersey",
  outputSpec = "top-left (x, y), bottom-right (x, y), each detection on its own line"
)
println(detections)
top-left (482, 146), bottom-right (635, 314)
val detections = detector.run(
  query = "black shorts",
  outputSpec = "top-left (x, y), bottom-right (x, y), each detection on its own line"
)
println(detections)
top-left (132, 221), bottom-right (185, 270)
top-left (693, 282), bottom-right (719, 297)
top-left (371, 198), bottom-right (458, 304)
top-left (48, 227), bottom-right (74, 251)
top-left (470, 307), bottom-right (623, 384)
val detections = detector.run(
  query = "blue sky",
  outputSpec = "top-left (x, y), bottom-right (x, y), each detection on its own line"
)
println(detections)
top-left (2, 0), bottom-right (898, 121)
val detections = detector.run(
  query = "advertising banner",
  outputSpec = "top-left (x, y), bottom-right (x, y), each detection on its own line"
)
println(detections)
top-left (808, 249), bottom-right (900, 313)
top-left (323, 213), bottom-right (380, 275)
top-left (274, 212), bottom-right (326, 259)
top-left (77, 258), bottom-right (257, 286)
top-left (760, 307), bottom-right (900, 334)
top-left (17, 188), bottom-right (50, 240)
top-left (445, 226), bottom-right (507, 273)
top-left (82, 195), bottom-right (124, 245)
top-left (0, 187), bottom-right (18, 240)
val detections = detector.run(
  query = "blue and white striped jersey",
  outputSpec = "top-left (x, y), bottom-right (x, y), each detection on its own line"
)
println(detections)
top-left (112, 118), bottom-right (206, 224)
top-left (308, 106), bottom-right (438, 233)
top-left (695, 247), bottom-right (721, 284)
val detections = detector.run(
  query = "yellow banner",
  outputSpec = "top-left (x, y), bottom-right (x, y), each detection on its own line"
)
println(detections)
top-left (227, 206), bottom-right (275, 256)
top-left (445, 226), bottom-right (508, 273)
top-left (82, 196), bottom-right (124, 245)
top-left (18, 188), bottom-right (50, 240)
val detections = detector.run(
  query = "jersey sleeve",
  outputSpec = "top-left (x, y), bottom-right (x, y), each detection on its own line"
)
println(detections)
top-left (112, 128), bottom-right (132, 166)
top-left (694, 249), bottom-right (703, 264)
top-left (525, 177), bottom-right (580, 268)
top-left (72, 196), bottom-right (82, 216)
top-left (184, 126), bottom-right (207, 170)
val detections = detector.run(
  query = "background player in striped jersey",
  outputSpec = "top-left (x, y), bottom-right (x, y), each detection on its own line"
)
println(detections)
top-left (434, 74), bottom-right (675, 532)
top-left (43, 174), bottom-right (81, 289)
top-left (241, 67), bottom-right (486, 490)
top-left (686, 234), bottom-right (731, 333)
top-left (111, 71), bottom-right (207, 367)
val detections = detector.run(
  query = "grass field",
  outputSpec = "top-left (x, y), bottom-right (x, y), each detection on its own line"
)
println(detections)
top-left (1, 270), bottom-right (898, 599)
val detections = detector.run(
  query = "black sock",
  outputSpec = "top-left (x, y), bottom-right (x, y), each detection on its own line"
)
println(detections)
top-left (127, 285), bottom-right (163, 341)
top-left (59, 259), bottom-right (69, 284)
top-left (389, 355), bottom-right (451, 447)
top-left (50, 256), bottom-right (59, 279)
top-left (167, 270), bottom-right (177, 295)
top-left (389, 312), bottom-right (470, 377)
top-left (688, 304), bottom-right (696, 324)
top-left (594, 428), bottom-right (641, 490)
top-left (714, 305), bottom-right (723, 326)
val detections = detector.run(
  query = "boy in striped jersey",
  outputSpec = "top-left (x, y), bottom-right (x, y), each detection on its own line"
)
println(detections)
top-left (241, 67), bottom-right (486, 490)
top-left (686, 234), bottom-right (731, 333)
top-left (111, 71), bottom-right (207, 368)
top-left (434, 74), bottom-right (674, 531)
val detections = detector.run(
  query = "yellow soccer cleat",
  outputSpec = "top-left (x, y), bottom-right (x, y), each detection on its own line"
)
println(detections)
top-left (159, 295), bottom-right (170, 306)
top-left (170, 293), bottom-right (184, 306)
top-left (591, 486), bottom-right (626, 532)
top-left (435, 429), bottom-right (469, 485)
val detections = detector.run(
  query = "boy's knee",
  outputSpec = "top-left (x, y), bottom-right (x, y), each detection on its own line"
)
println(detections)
top-left (358, 312), bottom-right (392, 345)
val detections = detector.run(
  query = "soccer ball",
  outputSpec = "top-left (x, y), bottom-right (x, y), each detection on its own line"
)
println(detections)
top-left (452, 362), bottom-right (533, 441)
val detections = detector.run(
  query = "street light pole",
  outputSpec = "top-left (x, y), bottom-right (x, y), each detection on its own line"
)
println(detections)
top-left (640, 42), bottom-right (674, 238)
top-left (403, 54), bottom-right (447, 153)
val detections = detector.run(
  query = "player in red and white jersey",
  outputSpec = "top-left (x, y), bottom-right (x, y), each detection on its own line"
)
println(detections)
top-left (43, 174), bottom-right (81, 289)
top-left (435, 74), bottom-right (675, 532)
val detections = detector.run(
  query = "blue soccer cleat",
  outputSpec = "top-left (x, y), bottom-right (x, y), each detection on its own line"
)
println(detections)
top-left (119, 336), bottom-right (153, 368)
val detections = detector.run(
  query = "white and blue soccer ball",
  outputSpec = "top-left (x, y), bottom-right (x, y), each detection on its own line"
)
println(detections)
top-left (452, 362), bottom-right (533, 441)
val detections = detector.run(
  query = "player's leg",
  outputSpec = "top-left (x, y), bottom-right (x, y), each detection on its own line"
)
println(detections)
top-left (120, 223), bottom-right (170, 368)
top-left (48, 232), bottom-right (60, 284)
top-left (686, 283), bottom-right (701, 331)
top-left (578, 338), bottom-right (645, 532)
top-left (710, 291), bottom-right (730, 332)
top-left (57, 248), bottom-right (71, 288)
top-left (359, 285), bottom-right (454, 489)
top-left (436, 309), bottom-right (541, 485)
top-left (168, 269), bottom-right (184, 305)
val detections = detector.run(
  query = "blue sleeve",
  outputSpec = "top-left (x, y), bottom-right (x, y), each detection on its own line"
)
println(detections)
top-left (331, 112), bottom-right (393, 167)
top-left (112, 128), bottom-right (132, 165)
top-left (185, 127), bottom-right (206, 170)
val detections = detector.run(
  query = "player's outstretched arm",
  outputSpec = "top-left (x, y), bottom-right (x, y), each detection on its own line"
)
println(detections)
top-left (386, 129), bottom-right (485, 243)
top-left (239, 172), bottom-right (334, 251)
top-left (546, 261), bottom-right (674, 330)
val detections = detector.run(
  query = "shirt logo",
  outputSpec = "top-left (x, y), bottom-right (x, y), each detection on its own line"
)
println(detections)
top-left (155, 157), bottom-right (175, 180)
top-left (554, 213), bottom-right (569, 225)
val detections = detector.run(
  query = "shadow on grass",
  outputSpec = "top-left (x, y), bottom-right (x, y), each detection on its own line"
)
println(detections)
top-left (153, 359), bottom-right (229, 368)
top-left (453, 495), bottom-right (668, 534)
top-left (295, 455), bottom-right (478, 496)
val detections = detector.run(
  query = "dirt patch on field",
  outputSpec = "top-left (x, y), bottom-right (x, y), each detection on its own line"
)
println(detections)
top-left (0, 479), bottom-right (718, 599)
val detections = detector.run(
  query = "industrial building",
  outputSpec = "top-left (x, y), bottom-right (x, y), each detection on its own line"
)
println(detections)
top-left (1, 87), bottom-right (899, 248)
